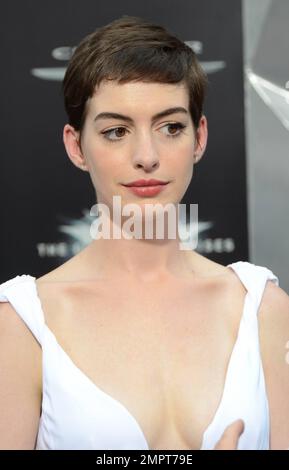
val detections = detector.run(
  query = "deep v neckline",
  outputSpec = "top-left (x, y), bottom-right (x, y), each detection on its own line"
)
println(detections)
top-left (30, 262), bottom-right (248, 450)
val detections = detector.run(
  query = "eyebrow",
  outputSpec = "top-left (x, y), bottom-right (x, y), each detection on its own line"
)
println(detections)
top-left (93, 106), bottom-right (188, 124)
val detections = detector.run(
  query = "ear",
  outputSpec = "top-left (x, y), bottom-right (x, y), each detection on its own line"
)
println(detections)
top-left (193, 115), bottom-right (208, 164)
top-left (63, 124), bottom-right (88, 171)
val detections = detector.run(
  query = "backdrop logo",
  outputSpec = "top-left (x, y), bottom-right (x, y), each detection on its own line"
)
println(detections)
top-left (30, 41), bottom-right (226, 81)
top-left (36, 207), bottom-right (236, 261)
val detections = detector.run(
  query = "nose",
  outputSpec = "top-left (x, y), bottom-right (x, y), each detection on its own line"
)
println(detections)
top-left (132, 134), bottom-right (160, 171)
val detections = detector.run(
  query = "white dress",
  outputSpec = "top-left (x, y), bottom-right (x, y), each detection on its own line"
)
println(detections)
top-left (0, 261), bottom-right (279, 450)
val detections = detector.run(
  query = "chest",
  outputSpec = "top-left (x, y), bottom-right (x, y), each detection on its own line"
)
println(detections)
top-left (38, 277), bottom-right (246, 449)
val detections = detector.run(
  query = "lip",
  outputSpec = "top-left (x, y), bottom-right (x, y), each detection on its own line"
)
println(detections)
top-left (123, 179), bottom-right (169, 187)
top-left (124, 184), bottom-right (168, 197)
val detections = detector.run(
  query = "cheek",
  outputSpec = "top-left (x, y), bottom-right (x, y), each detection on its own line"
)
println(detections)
top-left (85, 148), bottom-right (123, 193)
top-left (168, 145), bottom-right (194, 174)
top-left (85, 143), bottom-right (111, 174)
top-left (175, 150), bottom-right (194, 189)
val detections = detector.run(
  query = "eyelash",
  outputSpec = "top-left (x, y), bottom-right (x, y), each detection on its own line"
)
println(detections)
top-left (100, 122), bottom-right (187, 143)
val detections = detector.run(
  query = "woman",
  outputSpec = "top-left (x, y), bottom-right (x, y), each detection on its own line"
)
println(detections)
top-left (0, 15), bottom-right (288, 451)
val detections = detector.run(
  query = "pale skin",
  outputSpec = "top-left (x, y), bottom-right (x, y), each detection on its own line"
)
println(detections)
top-left (0, 80), bottom-right (289, 449)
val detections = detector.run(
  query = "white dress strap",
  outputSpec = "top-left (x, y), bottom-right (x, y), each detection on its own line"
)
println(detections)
top-left (227, 261), bottom-right (279, 312)
top-left (201, 260), bottom-right (280, 450)
top-left (0, 274), bottom-right (45, 345)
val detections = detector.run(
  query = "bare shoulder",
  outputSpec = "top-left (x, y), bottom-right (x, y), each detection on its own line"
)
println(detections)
top-left (258, 279), bottom-right (289, 450)
top-left (36, 258), bottom-right (78, 284)
top-left (0, 301), bottom-right (42, 449)
top-left (259, 278), bottom-right (289, 324)
top-left (187, 251), bottom-right (232, 278)
top-left (259, 279), bottom-right (289, 346)
top-left (35, 252), bottom-right (84, 301)
top-left (0, 301), bottom-right (42, 385)
top-left (34, 250), bottom-right (96, 328)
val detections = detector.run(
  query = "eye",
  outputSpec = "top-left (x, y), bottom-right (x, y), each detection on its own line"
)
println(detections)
top-left (100, 122), bottom-right (187, 142)
top-left (161, 122), bottom-right (187, 138)
top-left (101, 127), bottom-right (128, 141)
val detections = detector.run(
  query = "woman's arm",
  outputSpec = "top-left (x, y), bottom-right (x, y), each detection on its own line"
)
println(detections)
top-left (259, 280), bottom-right (289, 450)
top-left (0, 302), bottom-right (42, 449)
top-left (213, 420), bottom-right (244, 450)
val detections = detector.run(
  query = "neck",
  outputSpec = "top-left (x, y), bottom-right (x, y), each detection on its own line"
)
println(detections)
top-left (80, 211), bottom-right (197, 282)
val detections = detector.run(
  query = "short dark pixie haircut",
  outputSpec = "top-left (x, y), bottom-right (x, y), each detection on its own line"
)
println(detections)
top-left (62, 15), bottom-right (208, 144)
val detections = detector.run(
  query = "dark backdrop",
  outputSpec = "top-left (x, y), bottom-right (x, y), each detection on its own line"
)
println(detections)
top-left (0, 0), bottom-right (248, 280)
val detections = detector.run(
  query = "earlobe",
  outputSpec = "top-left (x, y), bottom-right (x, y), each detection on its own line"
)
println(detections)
top-left (194, 115), bottom-right (208, 161)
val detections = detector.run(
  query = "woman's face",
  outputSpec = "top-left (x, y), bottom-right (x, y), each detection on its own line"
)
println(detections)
top-left (64, 80), bottom-right (208, 211)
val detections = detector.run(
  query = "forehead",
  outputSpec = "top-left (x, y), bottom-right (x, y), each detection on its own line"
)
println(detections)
top-left (87, 80), bottom-right (189, 115)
